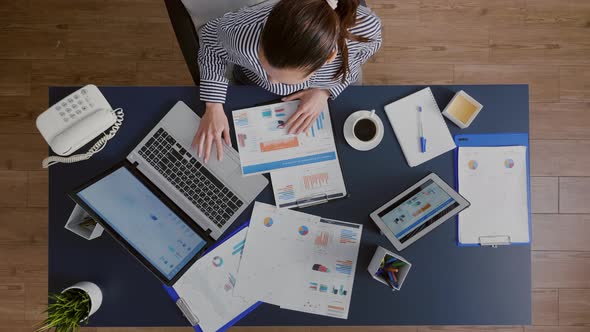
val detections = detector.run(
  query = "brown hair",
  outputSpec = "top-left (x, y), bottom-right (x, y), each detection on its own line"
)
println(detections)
top-left (260, 0), bottom-right (369, 83)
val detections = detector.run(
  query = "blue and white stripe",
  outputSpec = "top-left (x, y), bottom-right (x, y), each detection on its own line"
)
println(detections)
top-left (198, 2), bottom-right (382, 103)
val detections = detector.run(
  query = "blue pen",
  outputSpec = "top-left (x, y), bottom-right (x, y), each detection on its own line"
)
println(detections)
top-left (418, 106), bottom-right (426, 153)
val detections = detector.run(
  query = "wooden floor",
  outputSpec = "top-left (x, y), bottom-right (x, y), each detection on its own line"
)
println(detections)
top-left (0, 0), bottom-right (589, 331)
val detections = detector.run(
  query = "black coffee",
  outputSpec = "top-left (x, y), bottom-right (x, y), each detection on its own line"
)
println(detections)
top-left (354, 118), bottom-right (377, 141)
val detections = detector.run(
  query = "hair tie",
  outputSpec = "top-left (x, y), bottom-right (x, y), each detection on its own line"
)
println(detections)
top-left (325, 0), bottom-right (338, 9)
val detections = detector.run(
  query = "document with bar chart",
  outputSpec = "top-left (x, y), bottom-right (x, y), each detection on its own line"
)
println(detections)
top-left (171, 227), bottom-right (256, 332)
top-left (270, 159), bottom-right (346, 209)
top-left (279, 217), bottom-right (362, 319)
top-left (233, 202), bottom-right (362, 319)
top-left (232, 101), bottom-right (338, 175)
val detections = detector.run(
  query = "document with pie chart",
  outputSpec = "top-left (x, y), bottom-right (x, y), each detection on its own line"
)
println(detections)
top-left (457, 146), bottom-right (529, 245)
top-left (233, 202), bottom-right (362, 319)
top-left (172, 227), bottom-right (256, 332)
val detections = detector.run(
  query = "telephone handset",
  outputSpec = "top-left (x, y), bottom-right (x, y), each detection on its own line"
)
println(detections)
top-left (36, 85), bottom-right (124, 168)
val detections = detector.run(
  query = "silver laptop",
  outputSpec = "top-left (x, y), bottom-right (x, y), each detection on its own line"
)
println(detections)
top-left (126, 101), bottom-right (268, 239)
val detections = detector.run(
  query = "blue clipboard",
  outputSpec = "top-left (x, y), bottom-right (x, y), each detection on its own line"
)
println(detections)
top-left (454, 133), bottom-right (532, 247)
top-left (162, 222), bottom-right (262, 332)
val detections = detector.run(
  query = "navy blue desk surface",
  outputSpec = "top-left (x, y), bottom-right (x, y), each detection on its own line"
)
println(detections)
top-left (49, 85), bottom-right (531, 327)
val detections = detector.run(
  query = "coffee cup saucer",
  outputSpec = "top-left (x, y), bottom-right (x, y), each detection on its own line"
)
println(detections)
top-left (343, 110), bottom-right (384, 151)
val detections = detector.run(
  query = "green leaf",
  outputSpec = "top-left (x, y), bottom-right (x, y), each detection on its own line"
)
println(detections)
top-left (35, 289), bottom-right (92, 332)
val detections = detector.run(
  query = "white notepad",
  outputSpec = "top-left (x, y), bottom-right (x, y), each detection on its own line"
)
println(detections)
top-left (384, 88), bottom-right (456, 167)
top-left (457, 146), bottom-right (530, 245)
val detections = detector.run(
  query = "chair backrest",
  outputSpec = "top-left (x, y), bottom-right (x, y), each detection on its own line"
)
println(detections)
top-left (180, 0), bottom-right (273, 32)
top-left (165, 0), bottom-right (367, 85)
top-left (178, 0), bottom-right (278, 84)
top-left (182, 0), bottom-right (366, 31)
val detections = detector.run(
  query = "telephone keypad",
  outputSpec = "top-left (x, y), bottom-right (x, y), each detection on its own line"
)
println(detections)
top-left (54, 92), bottom-right (98, 122)
top-left (37, 85), bottom-right (115, 154)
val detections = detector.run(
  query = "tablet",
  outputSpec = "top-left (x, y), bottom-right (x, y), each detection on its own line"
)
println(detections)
top-left (370, 173), bottom-right (470, 251)
top-left (70, 162), bottom-right (214, 285)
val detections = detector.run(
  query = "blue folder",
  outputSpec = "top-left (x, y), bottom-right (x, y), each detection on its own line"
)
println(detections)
top-left (163, 222), bottom-right (262, 332)
top-left (454, 133), bottom-right (532, 247)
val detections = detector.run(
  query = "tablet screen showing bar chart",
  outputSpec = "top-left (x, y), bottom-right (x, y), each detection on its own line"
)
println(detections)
top-left (378, 179), bottom-right (459, 243)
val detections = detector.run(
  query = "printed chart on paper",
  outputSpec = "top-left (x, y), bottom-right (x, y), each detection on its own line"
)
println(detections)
top-left (233, 202), bottom-right (362, 319)
top-left (232, 101), bottom-right (338, 175)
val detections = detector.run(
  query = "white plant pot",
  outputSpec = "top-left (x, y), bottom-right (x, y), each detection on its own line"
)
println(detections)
top-left (62, 281), bottom-right (103, 317)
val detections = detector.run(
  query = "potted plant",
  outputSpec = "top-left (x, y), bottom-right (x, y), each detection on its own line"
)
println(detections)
top-left (35, 281), bottom-right (103, 332)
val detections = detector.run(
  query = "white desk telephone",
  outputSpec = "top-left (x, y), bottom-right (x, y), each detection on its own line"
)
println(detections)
top-left (36, 85), bottom-right (124, 168)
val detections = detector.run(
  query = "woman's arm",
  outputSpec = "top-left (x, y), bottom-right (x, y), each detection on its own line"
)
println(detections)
top-left (193, 18), bottom-right (231, 162)
top-left (198, 18), bottom-right (230, 103)
top-left (194, 6), bottom-right (270, 161)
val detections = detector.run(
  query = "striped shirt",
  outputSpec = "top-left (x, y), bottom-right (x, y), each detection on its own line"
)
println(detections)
top-left (198, 2), bottom-right (382, 103)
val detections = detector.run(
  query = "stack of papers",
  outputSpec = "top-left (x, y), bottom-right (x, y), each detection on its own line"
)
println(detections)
top-left (234, 202), bottom-right (363, 319)
top-left (171, 227), bottom-right (256, 332)
top-left (232, 101), bottom-right (346, 208)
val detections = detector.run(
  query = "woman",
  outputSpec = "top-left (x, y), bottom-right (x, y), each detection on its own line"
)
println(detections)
top-left (193, 0), bottom-right (382, 162)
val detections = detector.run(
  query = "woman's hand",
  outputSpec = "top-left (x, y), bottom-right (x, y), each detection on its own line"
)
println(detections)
top-left (283, 89), bottom-right (330, 134)
top-left (191, 102), bottom-right (231, 163)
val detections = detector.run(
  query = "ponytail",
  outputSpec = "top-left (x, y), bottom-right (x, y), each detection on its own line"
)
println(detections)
top-left (334, 0), bottom-right (369, 82)
top-left (261, 0), bottom-right (369, 83)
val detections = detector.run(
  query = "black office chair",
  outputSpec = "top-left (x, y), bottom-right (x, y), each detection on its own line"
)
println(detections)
top-left (165, 0), bottom-right (199, 85)
top-left (164, 0), bottom-right (367, 86)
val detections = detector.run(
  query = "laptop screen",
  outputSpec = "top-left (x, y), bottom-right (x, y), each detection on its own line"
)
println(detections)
top-left (76, 166), bottom-right (207, 281)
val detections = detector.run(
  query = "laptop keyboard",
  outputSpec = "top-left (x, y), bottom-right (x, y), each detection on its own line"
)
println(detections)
top-left (137, 128), bottom-right (243, 228)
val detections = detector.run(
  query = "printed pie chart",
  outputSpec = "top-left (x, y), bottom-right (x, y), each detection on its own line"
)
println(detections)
top-left (468, 160), bottom-right (478, 170)
top-left (504, 158), bottom-right (515, 169)
top-left (263, 217), bottom-right (273, 227)
top-left (299, 225), bottom-right (309, 236)
top-left (212, 256), bottom-right (223, 267)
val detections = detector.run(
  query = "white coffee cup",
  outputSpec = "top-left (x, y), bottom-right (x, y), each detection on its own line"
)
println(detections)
top-left (344, 109), bottom-right (384, 151)
top-left (352, 110), bottom-right (380, 143)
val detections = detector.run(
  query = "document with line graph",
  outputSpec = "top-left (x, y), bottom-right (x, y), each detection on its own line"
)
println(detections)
top-left (231, 100), bottom-right (339, 176)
